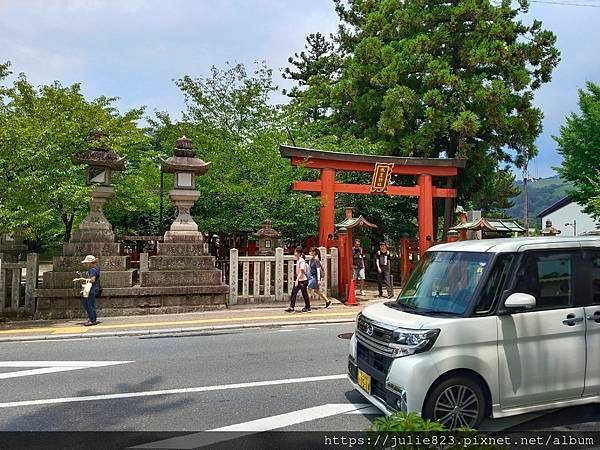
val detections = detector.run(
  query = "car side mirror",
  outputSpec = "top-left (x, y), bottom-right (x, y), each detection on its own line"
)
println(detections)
top-left (504, 292), bottom-right (536, 310)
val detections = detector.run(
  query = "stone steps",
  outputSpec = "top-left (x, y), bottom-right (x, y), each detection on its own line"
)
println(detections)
top-left (63, 242), bottom-right (123, 257)
top-left (43, 269), bottom-right (135, 289)
top-left (140, 269), bottom-right (223, 287)
top-left (156, 243), bottom-right (204, 257)
top-left (52, 255), bottom-right (131, 272)
top-left (148, 256), bottom-right (215, 271)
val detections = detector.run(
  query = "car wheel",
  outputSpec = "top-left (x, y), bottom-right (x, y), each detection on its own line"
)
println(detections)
top-left (423, 376), bottom-right (486, 429)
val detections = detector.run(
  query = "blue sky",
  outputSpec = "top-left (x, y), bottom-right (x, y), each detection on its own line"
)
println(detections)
top-left (1, 0), bottom-right (598, 179)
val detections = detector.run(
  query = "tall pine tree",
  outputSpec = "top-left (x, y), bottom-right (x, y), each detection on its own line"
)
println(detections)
top-left (287, 0), bottom-right (558, 216)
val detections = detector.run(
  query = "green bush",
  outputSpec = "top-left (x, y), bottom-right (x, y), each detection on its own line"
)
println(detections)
top-left (367, 412), bottom-right (500, 450)
top-left (369, 412), bottom-right (446, 432)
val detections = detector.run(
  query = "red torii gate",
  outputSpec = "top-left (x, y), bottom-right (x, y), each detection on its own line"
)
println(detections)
top-left (280, 146), bottom-right (466, 255)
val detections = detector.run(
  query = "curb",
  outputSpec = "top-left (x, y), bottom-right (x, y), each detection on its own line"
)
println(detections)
top-left (0, 317), bottom-right (357, 342)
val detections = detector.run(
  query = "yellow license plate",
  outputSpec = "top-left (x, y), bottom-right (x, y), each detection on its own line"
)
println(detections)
top-left (357, 368), bottom-right (371, 394)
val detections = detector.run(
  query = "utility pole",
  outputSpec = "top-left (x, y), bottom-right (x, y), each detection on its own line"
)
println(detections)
top-left (159, 170), bottom-right (164, 235)
top-left (523, 158), bottom-right (529, 237)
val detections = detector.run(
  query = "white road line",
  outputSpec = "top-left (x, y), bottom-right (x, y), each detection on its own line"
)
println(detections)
top-left (211, 403), bottom-right (369, 432)
top-left (0, 361), bottom-right (132, 367)
top-left (132, 403), bottom-right (372, 449)
top-left (0, 373), bottom-right (346, 409)
top-left (0, 361), bottom-right (133, 380)
top-left (344, 406), bottom-right (381, 415)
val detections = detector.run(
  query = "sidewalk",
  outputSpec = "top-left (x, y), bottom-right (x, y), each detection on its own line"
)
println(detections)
top-left (0, 291), bottom-right (388, 342)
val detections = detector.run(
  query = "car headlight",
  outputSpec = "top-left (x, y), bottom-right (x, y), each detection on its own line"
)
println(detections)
top-left (389, 328), bottom-right (440, 357)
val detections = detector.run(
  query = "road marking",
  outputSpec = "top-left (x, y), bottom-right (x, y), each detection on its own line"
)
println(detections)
top-left (51, 327), bottom-right (89, 334)
top-left (0, 373), bottom-right (346, 408)
top-left (132, 403), bottom-right (374, 449)
top-left (211, 403), bottom-right (373, 431)
top-left (0, 361), bottom-right (133, 380)
top-left (344, 406), bottom-right (381, 415)
top-left (0, 311), bottom-right (358, 335)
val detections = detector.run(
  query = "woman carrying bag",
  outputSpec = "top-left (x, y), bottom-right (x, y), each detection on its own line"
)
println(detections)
top-left (80, 254), bottom-right (101, 326)
top-left (307, 247), bottom-right (331, 308)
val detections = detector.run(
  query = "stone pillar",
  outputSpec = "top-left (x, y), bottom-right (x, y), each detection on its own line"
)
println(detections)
top-left (139, 253), bottom-right (149, 272)
top-left (229, 248), bottom-right (239, 305)
top-left (0, 256), bottom-right (5, 313)
top-left (25, 252), bottom-right (39, 312)
top-left (274, 247), bottom-right (284, 301)
top-left (330, 247), bottom-right (339, 299)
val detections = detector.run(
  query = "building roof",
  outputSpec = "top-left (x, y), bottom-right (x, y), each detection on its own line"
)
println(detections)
top-left (536, 196), bottom-right (573, 218)
top-left (430, 236), bottom-right (600, 253)
top-left (451, 218), bottom-right (526, 233)
top-left (336, 215), bottom-right (378, 230)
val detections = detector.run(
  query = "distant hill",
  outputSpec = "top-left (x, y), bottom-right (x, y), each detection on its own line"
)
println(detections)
top-left (505, 176), bottom-right (572, 226)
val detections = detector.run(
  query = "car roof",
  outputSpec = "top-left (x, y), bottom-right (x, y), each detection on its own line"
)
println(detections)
top-left (429, 236), bottom-right (600, 253)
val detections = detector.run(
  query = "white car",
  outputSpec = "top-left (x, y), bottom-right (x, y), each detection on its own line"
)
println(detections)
top-left (348, 237), bottom-right (600, 429)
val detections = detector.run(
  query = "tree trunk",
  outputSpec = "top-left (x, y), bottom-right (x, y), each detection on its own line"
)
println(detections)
top-left (63, 214), bottom-right (74, 242)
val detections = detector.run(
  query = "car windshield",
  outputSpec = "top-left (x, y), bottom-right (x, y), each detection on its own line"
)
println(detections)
top-left (397, 251), bottom-right (492, 315)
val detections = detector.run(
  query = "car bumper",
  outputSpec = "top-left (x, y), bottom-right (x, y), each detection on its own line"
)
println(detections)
top-left (348, 335), bottom-right (436, 416)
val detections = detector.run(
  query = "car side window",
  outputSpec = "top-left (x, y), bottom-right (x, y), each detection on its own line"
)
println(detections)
top-left (512, 252), bottom-right (573, 310)
top-left (587, 251), bottom-right (600, 305)
top-left (475, 254), bottom-right (514, 315)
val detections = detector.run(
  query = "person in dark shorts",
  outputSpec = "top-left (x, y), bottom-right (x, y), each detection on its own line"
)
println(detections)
top-left (352, 239), bottom-right (366, 296)
top-left (376, 242), bottom-right (393, 298)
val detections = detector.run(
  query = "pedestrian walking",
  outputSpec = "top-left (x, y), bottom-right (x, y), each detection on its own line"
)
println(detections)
top-left (352, 239), bottom-right (366, 296)
top-left (285, 246), bottom-right (311, 313)
top-left (307, 247), bottom-right (331, 308)
top-left (81, 255), bottom-right (101, 326)
top-left (376, 242), bottom-right (394, 298)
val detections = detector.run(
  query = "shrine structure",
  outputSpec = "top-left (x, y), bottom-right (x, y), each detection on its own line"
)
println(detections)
top-left (280, 145), bottom-right (466, 298)
top-left (280, 146), bottom-right (466, 254)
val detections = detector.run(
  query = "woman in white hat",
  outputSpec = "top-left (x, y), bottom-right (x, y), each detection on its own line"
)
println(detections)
top-left (81, 255), bottom-right (100, 326)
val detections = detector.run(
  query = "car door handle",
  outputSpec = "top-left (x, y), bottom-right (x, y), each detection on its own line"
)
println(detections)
top-left (587, 311), bottom-right (600, 323)
top-left (562, 314), bottom-right (584, 326)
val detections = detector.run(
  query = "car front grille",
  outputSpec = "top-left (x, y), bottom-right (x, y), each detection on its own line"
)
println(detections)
top-left (355, 314), bottom-right (395, 357)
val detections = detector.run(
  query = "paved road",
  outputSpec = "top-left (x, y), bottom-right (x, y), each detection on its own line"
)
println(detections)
top-left (0, 323), bottom-right (597, 446)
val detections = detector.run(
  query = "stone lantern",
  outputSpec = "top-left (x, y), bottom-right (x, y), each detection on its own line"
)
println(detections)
top-left (254, 220), bottom-right (281, 256)
top-left (541, 219), bottom-right (561, 237)
top-left (160, 136), bottom-right (210, 243)
top-left (71, 131), bottom-right (126, 243)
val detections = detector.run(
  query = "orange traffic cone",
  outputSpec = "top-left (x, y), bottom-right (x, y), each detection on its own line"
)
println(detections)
top-left (345, 278), bottom-right (359, 306)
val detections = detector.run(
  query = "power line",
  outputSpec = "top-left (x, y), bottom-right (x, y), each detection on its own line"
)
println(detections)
top-left (530, 0), bottom-right (600, 6)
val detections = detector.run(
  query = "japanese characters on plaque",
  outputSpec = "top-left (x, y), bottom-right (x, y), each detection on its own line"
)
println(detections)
top-left (370, 163), bottom-right (394, 193)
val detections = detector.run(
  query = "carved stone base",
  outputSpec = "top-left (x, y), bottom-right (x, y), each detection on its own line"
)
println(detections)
top-left (34, 286), bottom-right (227, 319)
top-left (164, 231), bottom-right (204, 244)
top-left (63, 242), bottom-right (122, 257)
top-left (71, 185), bottom-right (116, 243)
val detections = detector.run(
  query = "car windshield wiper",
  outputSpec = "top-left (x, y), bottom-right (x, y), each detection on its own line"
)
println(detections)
top-left (397, 299), bottom-right (418, 310)
top-left (420, 309), bottom-right (463, 317)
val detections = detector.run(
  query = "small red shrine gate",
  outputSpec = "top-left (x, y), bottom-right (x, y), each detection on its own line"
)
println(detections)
top-left (280, 146), bottom-right (466, 254)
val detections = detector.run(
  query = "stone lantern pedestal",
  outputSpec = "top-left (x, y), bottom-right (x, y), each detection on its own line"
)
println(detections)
top-left (33, 135), bottom-right (227, 318)
top-left (138, 137), bottom-right (227, 302)
top-left (35, 133), bottom-right (135, 317)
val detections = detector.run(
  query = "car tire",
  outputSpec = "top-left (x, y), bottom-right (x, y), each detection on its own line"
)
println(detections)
top-left (423, 375), bottom-right (487, 430)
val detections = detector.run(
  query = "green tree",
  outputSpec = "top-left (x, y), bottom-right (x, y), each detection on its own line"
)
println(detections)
top-left (288, 0), bottom-right (559, 211)
top-left (151, 62), bottom-right (319, 240)
top-left (0, 68), bottom-right (151, 243)
top-left (556, 82), bottom-right (600, 216)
